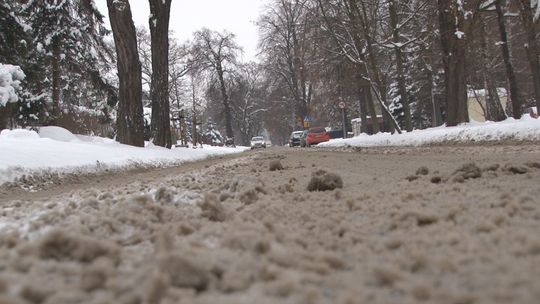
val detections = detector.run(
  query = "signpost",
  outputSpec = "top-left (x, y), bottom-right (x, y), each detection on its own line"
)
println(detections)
top-left (303, 115), bottom-right (311, 129)
top-left (339, 102), bottom-right (347, 138)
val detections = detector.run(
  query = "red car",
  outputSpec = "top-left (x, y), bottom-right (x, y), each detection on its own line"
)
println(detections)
top-left (302, 127), bottom-right (330, 147)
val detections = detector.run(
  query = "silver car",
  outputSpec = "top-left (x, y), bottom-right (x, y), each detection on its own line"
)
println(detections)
top-left (250, 136), bottom-right (266, 149)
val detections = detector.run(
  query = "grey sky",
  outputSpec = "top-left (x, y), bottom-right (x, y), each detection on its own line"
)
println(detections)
top-left (95, 0), bottom-right (266, 62)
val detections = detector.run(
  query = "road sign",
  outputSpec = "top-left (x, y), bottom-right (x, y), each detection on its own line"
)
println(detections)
top-left (338, 101), bottom-right (346, 109)
top-left (304, 115), bottom-right (311, 121)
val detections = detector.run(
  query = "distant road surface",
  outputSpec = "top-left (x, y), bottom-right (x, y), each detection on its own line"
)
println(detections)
top-left (1, 144), bottom-right (539, 304)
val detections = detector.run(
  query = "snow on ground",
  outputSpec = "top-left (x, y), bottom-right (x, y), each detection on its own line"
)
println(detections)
top-left (1, 116), bottom-right (539, 185)
top-left (0, 126), bottom-right (248, 185)
top-left (321, 115), bottom-right (540, 148)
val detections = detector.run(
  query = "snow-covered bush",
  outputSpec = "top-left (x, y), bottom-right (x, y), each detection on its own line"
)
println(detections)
top-left (0, 64), bottom-right (25, 107)
top-left (205, 121), bottom-right (224, 146)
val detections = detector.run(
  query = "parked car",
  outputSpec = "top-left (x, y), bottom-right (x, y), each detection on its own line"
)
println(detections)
top-left (327, 129), bottom-right (351, 139)
top-left (300, 130), bottom-right (309, 147)
top-left (302, 127), bottom-right (330, 147)
top-left (289, 131), bottom-right (304, 147)
top-left (250, 136), bottom-right (266, 149)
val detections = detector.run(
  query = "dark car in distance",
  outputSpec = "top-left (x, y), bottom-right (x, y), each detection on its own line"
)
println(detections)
top-left (289, 131), bottom-right (304, 147)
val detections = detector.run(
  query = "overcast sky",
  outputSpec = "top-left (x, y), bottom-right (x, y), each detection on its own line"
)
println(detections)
top-left (95, 0), bottom-right (266, 62)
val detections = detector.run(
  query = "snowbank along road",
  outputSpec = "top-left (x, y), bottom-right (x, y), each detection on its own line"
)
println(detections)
top-left (0, 144), bottom-right (539, 304)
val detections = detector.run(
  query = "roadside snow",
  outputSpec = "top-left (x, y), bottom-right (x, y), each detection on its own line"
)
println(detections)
top-left (321, 115), bottom-right (540, 148)
top-left (0, 126), bottom-right (248, 185)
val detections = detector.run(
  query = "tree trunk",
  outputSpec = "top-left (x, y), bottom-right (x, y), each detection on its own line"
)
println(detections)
top-left (192, 114), bottom-right (197, 147)
top-left (438, 0), bottom-right (470, 126)
top-left (107, 0), bottom-right (144, 147)
top-left (518, 0), bottom-right (540, 113)
top-left (341, 0), bottom-right (381, 133)
top-left (51, 39), bottom-right (61, 118)
top-left (356, 1), bottom-right (395, 133)
top-left (149, 0), bottom-right (172, 148)
top-left (495, 0), bottom-right (522, 119)
top-left (287, 52), bottom-right (305, 127)
top-left (191, 78), bottom-right (197, 146)
top-left (480, 17), bottom-right (506, 121)
top-left (443, 47), bottom-right (469, 126)
top-left (359, 69), bottom-right (380, 134)
top-left (426, 65), bottom-right (443, 127)
top-left (356, 82), bottom-right (369, 134)
top-left (217, 65), bottom-right (234, 140)
top-left (389, 0), bottom-right (412, 131)
top-left (353, 63), bottom-right (379, 134)
top-left (0, 103), bottom-right (14, 130)
top-left (425, 17), bottom-right (443, 127)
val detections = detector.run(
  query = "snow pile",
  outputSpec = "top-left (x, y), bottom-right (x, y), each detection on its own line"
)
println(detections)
top-left (0, 126), bottom-right (248, 185)
top-left (38, 126), bottom-right (80, 142)
top-left (0, 128), bottom-right (40, 139)
top-left (321, 116), bottom-right (540, 148)
top-left (0, 64), bottom-right (25, 106)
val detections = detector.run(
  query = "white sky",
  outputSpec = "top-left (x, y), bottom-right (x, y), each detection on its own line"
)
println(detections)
top-left (95, 0), bottom-right (267, 62)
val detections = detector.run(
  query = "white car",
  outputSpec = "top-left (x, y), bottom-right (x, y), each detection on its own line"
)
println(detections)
top-left (250, 136), bottom-right (266, 149)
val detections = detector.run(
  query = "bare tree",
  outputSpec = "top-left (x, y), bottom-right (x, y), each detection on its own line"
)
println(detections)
top-left (438, 0), bottom-right (482, 126)
top-left (258, 0), bottom-right (315, 130)
top-left (315, 0), bottom-right (402, 133)
top-left (168, 40), bottom-right (190, 113)
top-left (148, 0), bottom-right (172, 147)
top-left (191, 28), bottom-right (241, 141)
top-left (229, 63), bottom-right (268, 145)
top-left (106, 0), bottom-right (144, 146)
top-left (478, 15), bottom-right (507, 121)
top-left (518, 0), bottom-right (540, 113)
top-left (315, 0), bottom-right (377, 133)
top-left (388, 0), bottom-right (414, 131)
top-left (495, 0), bottom-right (523, 118)
top-left (412, 1), bottom-right (445, 127)
top-left (136, 27), bottom-right (152, 91)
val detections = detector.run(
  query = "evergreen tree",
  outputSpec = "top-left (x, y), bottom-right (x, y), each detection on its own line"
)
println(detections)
top-left (204, 119), bottom-right (223, 146)
top-left (21, 0), bottom-right (114, 123)
top-left (0, 1), bottom-right (30, 129)
top-left (0, 1), bottom-right (28, 65)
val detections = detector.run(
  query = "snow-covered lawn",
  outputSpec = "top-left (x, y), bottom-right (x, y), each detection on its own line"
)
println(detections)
top-left (2, 116), bottom-right (539, 185)
top-left (0, 126), bottom-right (248, 185)
top-left (321, 115), bottom-right (540, 148)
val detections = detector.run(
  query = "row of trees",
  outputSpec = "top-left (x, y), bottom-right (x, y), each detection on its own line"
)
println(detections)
top-left (257, 0), bottom-right (539, 141)
top-left (1, 0), bottom-right (538, 147)
top-left (1, 0), bottom-right (267, 147)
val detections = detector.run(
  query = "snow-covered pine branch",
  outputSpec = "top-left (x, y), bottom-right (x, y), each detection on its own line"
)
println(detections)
top-left (0, 64), bottom-right (25, 107)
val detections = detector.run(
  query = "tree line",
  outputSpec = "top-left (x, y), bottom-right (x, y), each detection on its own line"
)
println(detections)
top-left (1, 0), bottom-right (538, 147)
top-left (259, 0), bottom-right (539, 142)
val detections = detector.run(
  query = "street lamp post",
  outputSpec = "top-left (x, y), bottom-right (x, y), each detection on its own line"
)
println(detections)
top-left (339, 101), bottom-right (347, 138)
